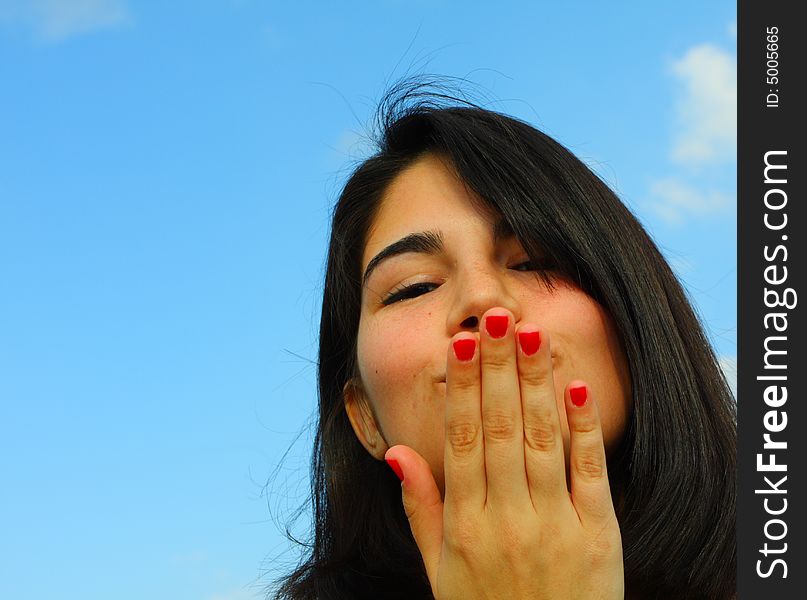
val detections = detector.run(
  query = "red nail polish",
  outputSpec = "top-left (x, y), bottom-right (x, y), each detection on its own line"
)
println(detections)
top-left (570, 385), bottom-right (588, 407)
top-left (386, 458), bottom-right (404, 481)
top-left (518, 331), bottom-right (541, 355)
top-left (485, 315), bottom-right (509, 338)
top-left (453, 338), bottom-right (476, 361)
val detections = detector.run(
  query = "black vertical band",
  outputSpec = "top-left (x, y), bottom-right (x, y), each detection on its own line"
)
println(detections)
top-left (738, 1), bottom-right (806, 596)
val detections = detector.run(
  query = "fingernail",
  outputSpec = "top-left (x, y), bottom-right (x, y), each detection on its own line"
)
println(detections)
top-left (386, 458), bottom-right (404, 481)
top-left (518, 331), bottom-right (541, 355)
top-left (485, 314), bottom-right (509, 338)
top-left (570, 385), bottom-right (588, 407)
top-left (453, 338), bottom-right (476, 361)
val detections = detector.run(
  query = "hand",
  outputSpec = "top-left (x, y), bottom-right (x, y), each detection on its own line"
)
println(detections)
top-left (385, 308), bottom-right (624, 600)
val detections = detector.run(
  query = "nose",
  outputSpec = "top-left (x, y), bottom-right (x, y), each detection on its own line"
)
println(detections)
top-left (447, 261), bottom-right (522, 335)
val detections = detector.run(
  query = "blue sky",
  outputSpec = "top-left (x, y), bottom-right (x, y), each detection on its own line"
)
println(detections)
top-left (0, 2), bottom-right (736, 599)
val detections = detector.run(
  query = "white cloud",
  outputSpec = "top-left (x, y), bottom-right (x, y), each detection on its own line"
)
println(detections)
top-left (718, 356), bottom-right (737, 399)
top-left (0, 0), bottom-right (131, 42)
top-left (670, 43), bottom-right (737, 165)
top-left (644, 32), bottom-right (737, 226)
top-left (648, 176), bottom-right (731, 225)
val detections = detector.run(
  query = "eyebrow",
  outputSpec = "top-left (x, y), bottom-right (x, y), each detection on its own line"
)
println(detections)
top-left (362, 217), bottom-right (515, 287)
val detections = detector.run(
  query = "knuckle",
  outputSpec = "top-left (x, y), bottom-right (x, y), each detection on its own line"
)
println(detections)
top-left (451, 373), bottom-right (478, 392)
top-left (570, 417), bottom-right (598, 436)
top-left (574, 448), bottom-right (605, 479)
top-left (446, 420), bottom-right (481, 455)
top-left (512, 521), bottom-right (562, 566)
top-left (497, 520), bottom-right (529, 558)
top-left (482, 352), bottom-right (511, 372)
top-left (581, 492), bottom-right (615, 521)
top-left (444, 519), bottom-right (480, 557)
top-left (523, 419), bottom-right (557, 452)
top-left (519, 366), bottom-right (551, 388)
top-left (483, 410), bottom-right (518, 441)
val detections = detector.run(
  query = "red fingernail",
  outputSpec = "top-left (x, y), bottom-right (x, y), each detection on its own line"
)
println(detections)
top-left (453, 338), bottom-right (476, 361)
top-left (518, 331), bottom-right (541, 355)
top-left (386, 458), bottom-right (404, 481)
top-left (485, 315), bottom-right (509, 338)
top-left (570, 385), bottom-right (588, 407)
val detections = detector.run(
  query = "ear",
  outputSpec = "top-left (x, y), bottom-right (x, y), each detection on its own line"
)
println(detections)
top-left (343, 378), bottom-right (389, 460)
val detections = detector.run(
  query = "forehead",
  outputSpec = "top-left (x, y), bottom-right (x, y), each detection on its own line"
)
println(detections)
top-left (362, 154), bottom-right (499, 267)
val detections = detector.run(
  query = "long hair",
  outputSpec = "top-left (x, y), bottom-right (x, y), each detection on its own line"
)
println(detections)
top-left (270, 78), bottom-right (736, 600)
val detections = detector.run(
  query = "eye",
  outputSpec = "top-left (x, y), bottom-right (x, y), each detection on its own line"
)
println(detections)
top-left (510, 258), bottom-right (556, 272)
top-left (511, 260), bottom-right (534, 272)
top-left (382, 281), bottom-right (439, 305)
top-left (381, 259), bottom-right (556, 306)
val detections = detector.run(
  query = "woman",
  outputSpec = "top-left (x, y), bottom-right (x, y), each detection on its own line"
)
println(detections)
top-left (271, 80), bottom-right (736, 599)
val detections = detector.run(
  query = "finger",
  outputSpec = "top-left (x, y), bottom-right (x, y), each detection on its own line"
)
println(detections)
top-left (385, 445), bottom-right (443, 584)
top-left (480, 309), bottom-right (529, 506)
top-left (443, 332), bottom-right (486, 511)
top-left (564, 381), bottom-right (618, 529)
top-left (516, 326), bottom-right (569, 510)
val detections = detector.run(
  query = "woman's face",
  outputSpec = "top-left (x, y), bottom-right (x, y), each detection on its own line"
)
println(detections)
top-left (346, 153), bottom-right (632, 494)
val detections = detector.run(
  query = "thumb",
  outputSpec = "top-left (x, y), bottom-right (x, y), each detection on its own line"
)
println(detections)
top-left (385, 444), bottom-right (443, 583)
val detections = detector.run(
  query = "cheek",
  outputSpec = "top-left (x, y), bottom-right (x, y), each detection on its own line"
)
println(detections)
top-left (543, 292), bottom-right (632, 458)
top-left (357, 314), bottom-right (448, 491)
top-left (591, 318), bottom-right (631, 449)
top-left (597, 389), bottom-right (631, 456)
top-left (356, 314), bottom-right (445, 447)
top-left (357, 316), bottom-right (424, 396)
top-left (571, 309), bottom-right (632, 454)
